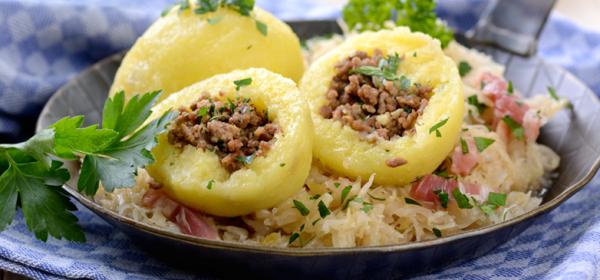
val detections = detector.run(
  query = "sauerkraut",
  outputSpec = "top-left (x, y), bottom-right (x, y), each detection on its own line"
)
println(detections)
top-left (95, 36), bottom-right (566, 248)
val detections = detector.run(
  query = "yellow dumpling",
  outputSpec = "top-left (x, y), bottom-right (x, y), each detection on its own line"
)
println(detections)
top-left (300, 27), bottom-right (464, 186)
top-left (146, 68), bottom-right (313, 217)
top-left (110, 4), bottom-right (304, 102)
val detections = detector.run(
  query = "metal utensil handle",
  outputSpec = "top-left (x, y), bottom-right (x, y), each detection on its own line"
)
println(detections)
top-left (466, 0), bottom-right (556, 56)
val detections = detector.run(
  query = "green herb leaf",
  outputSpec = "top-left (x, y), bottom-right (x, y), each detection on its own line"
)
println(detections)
top-left (0, 152), bottom-right (84, 242)
top-left (318, 200), bottom-right (331, 218)
top-left (508, 81), bottom-right (514, 95)
top-left (235, 154), bottom-right (254, 165)
top-left (309, 194), bottom-right (321, 200)
top-left (432, 227), bottom-right (442, 237)
top-left (548, 86), bottom-right (559, 101)
top-left (487, 192), bottom-right (507, 207)
top-left (194, 0), bottom-right (221, 14)
top-left (206, 179), bottom-right (215, 190)
top-left (473, 137), bottom-right (495, 152)
top-left (51, 116), bottom-right (118, 159)
top-left (399, 76), bottom-right (411, 90)
top-left (501, 115), bottom-right (525, 140)
top-left (197, 106), bottom-right (209, 117)
top-left (433, 190), bottom-right (449, 208)
top-left (404, 197), bottom-right (421, 206)
top-left (288, 232), bottom-right (300, 244)
top-left (341, 185), bottom-right (353, 204)
top-left (293, 200), bottom-right (310, 216)
top-left (429, 117), bottom-right (449, 137)
top-left (460, 138), bottom-right (469, 154)
top-left (361, 202), bottom-right (374, 213)
top-left (234, 77), bottom-right (252, 91)
top-left (451, 188), bottom-right (473, 209)
top-left (458, 61), bottom-right (472, 77)
top-left (312, 218), bottom-right (321, 226)
top-left (207, 15), bottom-right (224, 25)
top-left (351, 66), bottom-right (384, 77)
top-left (467, 95), bottom-right (486, 114)
top-left (255, 20), bottom-right (268, 36)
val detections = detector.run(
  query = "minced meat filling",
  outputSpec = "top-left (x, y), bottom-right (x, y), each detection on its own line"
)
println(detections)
top-left (320, 49), bottom-right (433, 140)
top-left (168, 93), bottom-right (278, 172)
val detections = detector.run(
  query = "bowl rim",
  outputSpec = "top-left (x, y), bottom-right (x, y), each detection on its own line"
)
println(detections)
top-left (37, 51), bottom-right (600, 257)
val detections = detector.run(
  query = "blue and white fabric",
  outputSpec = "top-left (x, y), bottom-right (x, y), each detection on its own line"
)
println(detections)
top-left (0, 0), bottom-right (599, 279)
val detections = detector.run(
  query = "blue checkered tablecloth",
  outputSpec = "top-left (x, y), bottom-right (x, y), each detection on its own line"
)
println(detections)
top-left (1, 0), bottom-right (599, 279)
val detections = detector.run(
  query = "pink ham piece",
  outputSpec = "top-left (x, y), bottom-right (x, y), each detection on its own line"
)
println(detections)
top-left (142, 189), bottom-right (218, 240)
top-left (410, 175), bottom-right (458, 203)
top-left (480, 72), bottom-right (541, 141)
top-left (450, 137), bottom-right (479, 177)
top-left (410, 175), bottom-right (482, 208)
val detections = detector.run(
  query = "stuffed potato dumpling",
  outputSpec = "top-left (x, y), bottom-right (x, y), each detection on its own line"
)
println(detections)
top-left (300, 27), bottom-right (464, 186)
top-left (110, 4), bottom-right (305, 102)
top-left (146, 68), bottom-right (313, 217)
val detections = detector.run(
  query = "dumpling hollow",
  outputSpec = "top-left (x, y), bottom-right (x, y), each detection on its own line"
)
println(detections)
top-left (146, 68), bottom-right (313, 217)
top-left (300, 27), bottom-right (464, 186)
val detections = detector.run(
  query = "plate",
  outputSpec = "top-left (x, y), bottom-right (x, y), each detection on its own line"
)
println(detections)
top-left (36, 20), bottom-right (600, 279)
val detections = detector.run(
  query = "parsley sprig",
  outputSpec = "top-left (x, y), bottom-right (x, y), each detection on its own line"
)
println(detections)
top-left (166, 0), bottom-right (268, 36)
top-left (0, 91), bottom-right (176, 242)
top-left (342, 0), bottom-right (454, 47)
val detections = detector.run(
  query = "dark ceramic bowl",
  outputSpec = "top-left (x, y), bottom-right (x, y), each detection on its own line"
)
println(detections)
top-left (36, 21), bottom-right (600, 279)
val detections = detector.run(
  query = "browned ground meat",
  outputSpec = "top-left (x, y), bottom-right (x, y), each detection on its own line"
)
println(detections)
top-left (168, 93), bottom-right (278, 172)
top-left (320, 49), bottom-right (433, 140)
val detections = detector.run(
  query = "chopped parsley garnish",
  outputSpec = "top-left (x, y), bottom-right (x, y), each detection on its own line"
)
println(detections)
top-left (341, 185), bottom-right (353, 204)
top-left (351, 53), bottom-right (409, 84)
top-left (547, 86), bottom-right (559, 101)
top-left (334, 182), bottom-right (341, 188)
top-left (361, 201), bottom-right (374, 213)
top-left (404, 197), bottom-right (421, 206)
top-left (458, 61), bottom-right (472, 77)
top-left (288, 232), bottom-right (300, 244)
top-left (197, 106), bottom-right (209, 117)
top-left (451, 188), bottom-right (473, 209)
top-left (432, 227), bottom-right (442, 237)
top-left (207, 15), bottom-right (224, 25)
top-left (206, 179), bottom-right (215, 190)
top-left (234, 77), bottom-right (252, 91)
top-left (501, 115), bottom-right (525, 140)
top-left (508, 80), bottom-right (514, 95)
top-left (460, 138), bottom-right (469, 154)
top-left (429, 117), bottom-right (449, 137)
top-left (318, 201), bottom-right (331, 218)
top-left (433, 190), bottom-right (449, 208)
top-left (368, 192), bottom-right (386, 201)
top-left (235, 154), bottom-right (254, 165)
top-left (342, 195), bottom-right (357, 210)
top-left (473, 137), bottom-right (495, 152)
top-left (255, 20), bottom-right (268, 36)
top-left (309, 194), bottom-right (321, 200)
top-left (473, 192), bottom-right (507, 216)
top-left (312, 218), bottom-right (321, 226)
top-left (467, 95), bottom-right (487, 114)
top-left (435, 170), bottom-right (450, 178)
top-left (342, 0), bottom-right (454, 47)
top-left (0, 90), bottom-right (176, 242)
top-left (487, 192), bottom-right (507, 207)
top-left (166, 0), bottom-right (267, 36)
top-left (292, 200), bottom-right (310, 216)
